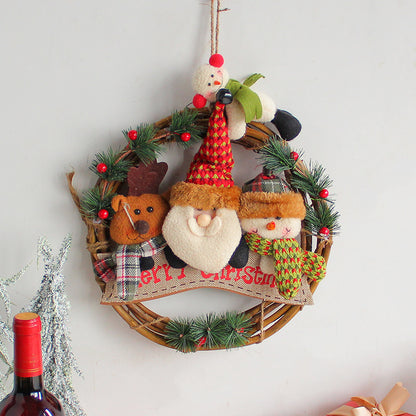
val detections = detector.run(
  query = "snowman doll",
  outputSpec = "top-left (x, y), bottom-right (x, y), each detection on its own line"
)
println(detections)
top-left (192, 54), bottom-right (302, 142)
top-left (238, 171), bottom-right (326, 299)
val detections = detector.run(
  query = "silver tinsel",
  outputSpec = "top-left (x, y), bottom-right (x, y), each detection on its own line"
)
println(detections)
top-left (26, 235), bottom-right (87, 416)
top-left (0, 262), bottom-right (30, 396)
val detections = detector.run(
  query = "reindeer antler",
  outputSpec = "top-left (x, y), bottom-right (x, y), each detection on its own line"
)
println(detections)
top-left (127, 161), bottom-right (168, 196)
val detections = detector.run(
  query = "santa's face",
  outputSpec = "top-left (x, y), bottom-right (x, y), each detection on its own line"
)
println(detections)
top-left (240, 217), bottom-right (301, 240)
top-left (192, 64), bottom-right (230, 103)
top-left (162, 205), bottom-right (242, 273)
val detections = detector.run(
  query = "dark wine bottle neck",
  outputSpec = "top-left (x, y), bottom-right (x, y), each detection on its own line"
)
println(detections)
top-left (14, 375), bottom-right (44, 394)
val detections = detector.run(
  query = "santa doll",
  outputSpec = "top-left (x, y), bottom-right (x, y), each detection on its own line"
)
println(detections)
top-left (162, 94), bottom-right (248, 273)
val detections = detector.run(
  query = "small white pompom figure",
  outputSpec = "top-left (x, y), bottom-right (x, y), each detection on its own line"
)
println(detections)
top-left (238, 172), bottom-right (326, 299)
top-left (192, 54), bottom-right (302, 141)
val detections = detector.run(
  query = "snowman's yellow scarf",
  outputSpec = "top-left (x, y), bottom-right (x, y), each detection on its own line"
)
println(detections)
top-left (244, 233), bottom-right (326, 299)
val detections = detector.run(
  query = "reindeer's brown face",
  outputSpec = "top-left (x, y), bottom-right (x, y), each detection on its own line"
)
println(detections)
top-left (110, 194), bottom-right (170, 245)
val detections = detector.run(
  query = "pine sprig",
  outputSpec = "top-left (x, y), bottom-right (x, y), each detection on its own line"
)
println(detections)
top-left (257, 136), bottom-right (302, 173)
top-left (165, 319), bottom-right (197, 353)
top-left (80, 187), bottom-right (115, 220)
top-left (169, 109), bottom-right (205, 148)
top-left (192, 313), bottom-right (226, 349)
top-left (165, 312), bottom-right (252, 352)
top-left (222, 312), bottom-right (252, 349)
top-left (89, 148), bottom-right (133, 182)
top-left (292, 162), bottom-right (333, 201)
top-left (123, 123), bottom-right (161, 165)
top-left (304, 203), bottom-right (340, 235)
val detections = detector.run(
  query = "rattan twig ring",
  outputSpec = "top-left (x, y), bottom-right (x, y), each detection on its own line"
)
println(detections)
top-left (67, 107), bottom-right (332, 350)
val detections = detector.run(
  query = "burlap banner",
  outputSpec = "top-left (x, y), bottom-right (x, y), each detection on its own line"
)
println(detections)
top-left (100, 250), bottom-right (313, 305)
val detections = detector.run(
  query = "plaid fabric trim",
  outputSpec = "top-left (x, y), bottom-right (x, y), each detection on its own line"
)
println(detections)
top-left (242, 173), bottom-right (290, 193)
top-left (93, 256), bottom-right (116, 283)
top-left (115, 235), bottom-right (167, 301)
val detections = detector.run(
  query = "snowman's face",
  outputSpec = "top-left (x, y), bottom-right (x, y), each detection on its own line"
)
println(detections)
top-left (192, 64), bottom-right (230, 102)
top-left (240, 217), bottom-right (302, 240)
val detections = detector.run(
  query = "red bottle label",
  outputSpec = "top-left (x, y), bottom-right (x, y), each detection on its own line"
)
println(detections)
top-left (13, 313), bottom-right (43, 378)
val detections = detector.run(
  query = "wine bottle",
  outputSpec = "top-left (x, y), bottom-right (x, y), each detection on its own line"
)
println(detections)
top-left (0, 312), bottom-right (64, 415)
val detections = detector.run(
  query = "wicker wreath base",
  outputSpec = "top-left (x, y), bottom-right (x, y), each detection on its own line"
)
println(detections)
top-left (68, 107), bottom-right (333, 351)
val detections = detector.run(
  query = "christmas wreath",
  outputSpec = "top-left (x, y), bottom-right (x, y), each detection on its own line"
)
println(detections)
top-left (68, 0), bottom-right (339, 351)
top-left (68, 94), bottom-right (339, 352)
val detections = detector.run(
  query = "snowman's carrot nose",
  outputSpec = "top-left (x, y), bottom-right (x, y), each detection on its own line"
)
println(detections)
top-left (214, 80), bottom-right (221, 86)
top-left (266, 221), bottom-right (276, 230)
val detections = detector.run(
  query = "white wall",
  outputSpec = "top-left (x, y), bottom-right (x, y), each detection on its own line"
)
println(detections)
top-left (1, 1), bottom-right (415, 415)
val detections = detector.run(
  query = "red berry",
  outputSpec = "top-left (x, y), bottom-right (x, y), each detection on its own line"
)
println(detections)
top-left (319, 189), bottom-right (329, 198)
top-left (98, 209), bottom-right (109, 220)
top-left (209, 53), bottom-right (224, 68)
top-left (181, 132), bottom-right (191, 142)
top-left (128, 130), bottom-right (138, 140)
top-left (193, 94), bottom-right (207, 109)
top-left (319, 227), bottom-right (330, 237)
top-left (290, 151), bottom-right (299, 161)
top-left (97, 163), bottom-right (108, 173)
top-left (197, 337), bottom-right (207, 347)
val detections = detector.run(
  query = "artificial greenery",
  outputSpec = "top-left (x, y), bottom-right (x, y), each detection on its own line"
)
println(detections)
top-left (123, 123), bottom-right (160, 165)
top-left (291, 162), bottom-right (333, 202)
top-left (222, 312), bottom-right (252, 349)
top-left (257, 136), bottom-right (303, 173)
top-left (258, 137), bottom-right (340, 238)
top-left (80, 108), bottom-right (207, 219)
top-left (304, 202), bottom-right (340, 235)
top-left (169, 108), bottom-right (205, 148)
top-left (164, 318), bottom-right (197, 353)
top-left (80, 187), bottom-right (115, 220)
top-left (81, 109), bottom-right (340, 234)
top-left (89, 147), bottom-right (133, 182)
top-left (192, 313), bottom-right (227, 349)
top-left (165, 312), bottom-right (252, 352)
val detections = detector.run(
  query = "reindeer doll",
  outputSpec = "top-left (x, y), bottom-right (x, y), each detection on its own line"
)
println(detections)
top-left (94, 161), bottom-right (170, 301)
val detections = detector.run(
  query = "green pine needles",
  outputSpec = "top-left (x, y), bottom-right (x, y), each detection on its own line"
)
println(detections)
top-left (80, 107), bottom-right (206, 221)
top-left (123, 123), bottom-right (160, 165)
top-left (304, 203), bottom-right (340, 235)
top-left (192, 313), bottom-right (227, 349)
top-left (80, 187), bottom-right (115, 220)
top-left (291, 162), bottom-right (333, 201)
top-left (258, 136), bottom-right (340, 237)
top-left (90, 148), bottom-right (133, 182)
top-left (257, 136), bottom-right (303, 173)
top-left (222, 312), bottom-right (252, 348)
top-left (165, 312), bottom-right (252, 352)
top-left (170, 109), bottom-right (205, 148)
top-left (165, 318), bottom-right (199, 353)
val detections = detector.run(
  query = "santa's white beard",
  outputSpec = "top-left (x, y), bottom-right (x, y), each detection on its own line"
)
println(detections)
top-left (162, 206), bottom-right (242, 273)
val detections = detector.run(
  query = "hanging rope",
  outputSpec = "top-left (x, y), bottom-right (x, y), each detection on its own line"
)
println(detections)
top-left (210, 0), bottom-right (229, 56)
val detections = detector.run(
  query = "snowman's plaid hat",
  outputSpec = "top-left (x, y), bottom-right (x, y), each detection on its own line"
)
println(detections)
top-left (169, 102), bottom-right (240, 210)
top-left (239, 172), bottom-right (306, 219)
